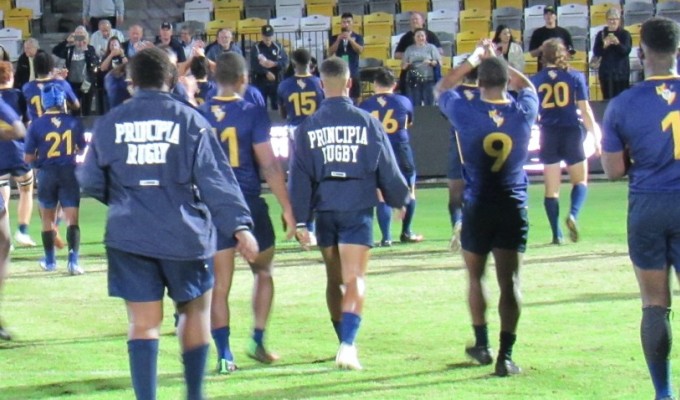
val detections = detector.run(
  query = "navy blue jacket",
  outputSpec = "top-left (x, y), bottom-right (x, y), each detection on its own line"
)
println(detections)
top-left (77, 89), bottom-right (253, 260)
top-left (288, 96), bottom-right (409, 223)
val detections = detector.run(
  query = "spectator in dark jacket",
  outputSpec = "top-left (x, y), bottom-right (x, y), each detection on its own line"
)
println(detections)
top-left (592, 8), bottom-right (632, 99)
top-left (14, 39), bottom-right (39, 90)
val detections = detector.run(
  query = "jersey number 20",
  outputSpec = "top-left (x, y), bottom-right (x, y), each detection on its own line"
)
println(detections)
top-left (483, 132), bottom-right (513, 172)
top-left (538, 82), bottom-right (570, 109)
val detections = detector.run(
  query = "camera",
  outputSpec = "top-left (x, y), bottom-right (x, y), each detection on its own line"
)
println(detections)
top-left (74, 35), bottom-right (86, 41)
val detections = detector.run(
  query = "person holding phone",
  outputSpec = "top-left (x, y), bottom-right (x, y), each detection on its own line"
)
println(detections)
top-left (52, 26), bottom-right (99, 116)
top-left (592, 8), bottom-right (632, 99)
top-left (328, 13), bottom-right (364, 103)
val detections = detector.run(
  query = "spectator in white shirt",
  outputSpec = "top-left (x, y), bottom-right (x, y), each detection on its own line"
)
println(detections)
top-left (89, 19), bottom-right (125, 58)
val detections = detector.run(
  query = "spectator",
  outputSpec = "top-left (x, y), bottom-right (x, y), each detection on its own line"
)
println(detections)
top-left (89, 19), bottom-right (125, 58)
top-left (402, 28), bottom-right (441, 106)
top-left (178, 26), bottom-right (197, 61)
top-left (14, 38), bottom-right (39, 90)
top-left (104, 63), bottom-right (130, 109)
top-left (122, 24), bottom-right (152, 58)
top-left (52, 26), bottom-right (99, 116)
top-left (155, 22), bottom-right (187, 63)
top-left (493, 25), bottom-right (525, 72)
top-left (98, 36), bottom-right (128, 113)
top-left (592, 8), bottom-right (632, 99)
top-left (529, 6), bottom-right (574, 71)
top-left (328, 13), bottom-right (364, 103)
top-left (394, 12), bottom-right (442, 60)
top-left (82, 0), bottom-right (124, 32)
top-left (206, 29), bottom-right (242, 62)
top-left (250, 25), bottom-right (289, 111)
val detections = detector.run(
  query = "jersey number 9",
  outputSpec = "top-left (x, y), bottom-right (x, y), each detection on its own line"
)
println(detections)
top-left (370, 109), bottom-right (400, 134)
top-left (288, 92), bottom-right (317, 116)
top-left (538, 82), bottom-right (570, 109)
top-left (218, 127), bottom-right (240, 167)
top-left (483, 132), bottom-right (513, 172)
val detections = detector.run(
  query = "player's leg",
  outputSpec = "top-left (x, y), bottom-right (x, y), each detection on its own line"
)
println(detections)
top-left (0, 175), bottom-right (11, 246)
top-left (543, 163), bottom-right (563, 244)
top-left (463, 249), bottom-right (493, 365)
top-left (565, 160), bottom-right (588, 243)
top-left (0, 199), bottom-right (11, 340)
top-left (39, 207), bottom-right (57, 271)
top-left (247, 246), bottom-right (279, 363)
top-left (13, 169), bottom-right (35, 247)
top-left (447, 133), bottom-right (464, 251)
top-left (60, 167), bottom-right (83, 275)
top-left (126, 300), bottom-right (163, 400)
top-left (375, 190), bottom-right (392, 246)
top-left (398, 145), bottom-right (422, 243)
top-left (492, 248), bottom-right (523, 376)
top-left (210, 248), bottom-right (237, 373)
top-left (321, 245), bottom-right (343, 342)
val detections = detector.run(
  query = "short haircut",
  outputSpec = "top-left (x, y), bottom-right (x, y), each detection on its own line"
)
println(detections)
top-left (189, 55), bottom-right (209, 79)
top-left (373, 67), bottom-right (396, 87)
top-left (641, 17), bottom-right (680, 55)
top-left (292, 48), bottom-right (311, 67)
top-left (320, 56), bottom-right (349, 81)
top-left (129, 47), bottom-right (175, 89)
top-left (341, 12), bottom-right (353, 20)
top-left (33, 50), bottom-right (54, 76)
top-left (215, 52), bottom-right (247, 85)
top-left (0, 61), bottom-right (12, 84)
top-left (477, 57), bottom-right (509, 89)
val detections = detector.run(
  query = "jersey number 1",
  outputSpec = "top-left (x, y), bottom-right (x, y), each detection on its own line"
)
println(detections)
top-left (661, 111), bottom-right (680, 159)
top-left (219, 127), bottom-right (240, 167)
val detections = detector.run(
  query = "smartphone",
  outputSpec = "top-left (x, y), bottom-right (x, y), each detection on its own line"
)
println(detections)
top-left (74, 35), bottom-right (86, 41)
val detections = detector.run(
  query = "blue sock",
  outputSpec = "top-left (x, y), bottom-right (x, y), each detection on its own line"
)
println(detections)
top-left (253, 328), bottom-right (265, 346)
top-left (183, 344), bottom-right (209, 400)
top-left (18, 224), bottom-right (28, 234)
top-left (544, 197), bottom-right (562, 240)
top-left (128, 339), bottom-right (158, 400)
top-left (211, 326), bottom-right (233, 361)
top-left (402, 198), bottom-right (416, 235)
top-left (306, 219), bottom-right (315, 232)
top-left (376, 202), bottom-right (392, 242)
top-left (569, 183), bottom-right (588, 219)
top-left (340, 312), bottom-right (362, 345)
top-left (448, 203), bottom-right (462, 227)
top-left (332, 320), bottom-right (342, 343)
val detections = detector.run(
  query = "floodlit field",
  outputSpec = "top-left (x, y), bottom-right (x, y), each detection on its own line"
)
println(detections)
top-left (0, 181), bottom-right (663, 399)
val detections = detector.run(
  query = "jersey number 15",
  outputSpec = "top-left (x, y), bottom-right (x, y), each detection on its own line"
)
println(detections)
top-left (288, 92), bottom-right (317, 116)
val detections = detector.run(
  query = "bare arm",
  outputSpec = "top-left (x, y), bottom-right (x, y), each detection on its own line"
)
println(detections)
top-left (508, 65), bottom-right (536, 92)
top-left (0, 120), bottom-right (25, 141)
top-left (602, 151), bottom-right (627, 179)
top-left (577, 100), bottom-right (601, 155)
top-left (253, 141), bottom-right (295, 239)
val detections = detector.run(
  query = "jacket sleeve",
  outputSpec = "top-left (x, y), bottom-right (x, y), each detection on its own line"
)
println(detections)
top-left (288, 122), bottom-right (314, 223)
top-left (76, 133), bottom-right (109, 205)
top-left (592, 30), bottom-right (604, 57)
top-left (375, 120), bottom-right (409, 208)
top-left (115, 0), bottom-right (124, 15)
top-left (250, 43), bottom-right (266, 75)
top-left (613, 30), bottom-right (632, 56)
top-left (52, 40), bottom-right (69, 60)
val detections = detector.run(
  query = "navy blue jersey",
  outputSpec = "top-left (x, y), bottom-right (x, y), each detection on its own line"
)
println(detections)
top-left (0, 98), bottom-right (23, 170)
top-left (244, 85), bottom-right (266, 108)
top-left (104, 72), bottom-right (131, 109)
top-left (530, 67), bottom-right (587, 127)
top-left (76, 89), bottom-right (253, 261)
top-left (277, 74), bottom-right (324, 126)
top-left (439, 89), bottom-right (539, 206)
top-left (25, 111), bottom-right (85, 168)
top-left (199, 96), bottom-right (271, 197)
top-left (288, 97), bottom-right (410, 223)
top-left (195, 79), bottom-right (217, 106)
top-left (359, 93), bottom-right (413, 145)
top-left (22, 78), bottom-right (77, 121)
top-left (0, 88), bottom-right (26, 120)
top-left (603, 77), bottom-right (680, 194)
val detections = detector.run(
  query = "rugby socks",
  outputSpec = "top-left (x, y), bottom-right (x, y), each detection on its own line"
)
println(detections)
top-left (306, 220), bottom-right (315, 233)
top-left (183, 344), bottom-right (209, 400)
top-left (340, 312), bottom-right (361, 345)
top-left (473, 324), bottom-right (489, 348)
top-left (544, 197), bottom-right (562, 241)
top-left (211, 326), bottom-right (233, 362)
top-left (402, 198), bottom-right (416, 235)
top-left (498, 331), bottom-right (517, 361)
top-left (41, 230), bottom-right (55, 264)
top-left (376, 202), bottom-right (392, 242)
top-left (569, 183), bottom-right (588, 220)
top-left (18, 224), bottom-right (28, 235)
top-left (67, 225), bottom-right (80, 263)
top-left (128, 339), bottom-right (158, 400)
top-left (332, 319), bottom-right (342, 343)
top-left (641, 306), bottom-right (673, 399)
top-left (448, 203), bottom-right (462, 228)
top-left (253, 328), bottom-right (265, 347)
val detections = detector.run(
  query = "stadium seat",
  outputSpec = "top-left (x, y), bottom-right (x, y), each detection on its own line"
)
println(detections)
top-left (589, 74), bottom-right (602, 100)
top-left (5, 8), bottom-right (32, 39)
top-left (464, 0), bottom-right (492, 11)
top-left (495, 0), bottom-right (522, 10)
top-left (591, 0), bottom-right (621, 5)
top-left (626, 23), bottom-right (641, 47)
top-left (431, 0), bottom-right (460, 11)
top-left (332, 14), bottom-right (363, 35)
top-left (0, 27), bottom-right (21, 61)
top-left (238, 17), bottom-right (268, 35)
top-left (566, 26), bottom-right (588, 52)
top-left (337, 0), bottom-right (366, 16)
top-left (492, 7), bottom-right (522, 31)
top-left (589, 24), bottom-right (605, 47)
top-left (300, 14), bottom-right (331, 61)
top-left (656, 1), bottom-right (680, 24)
top-left (206, 19), bottom-right (235, 39)
top-left (370, 0), bottom-right (399, 15)
top-left (269, 16), bottom-right (300, 44)
top-left (363, 34), bottom-right (391, 60)
top-left (558, 4), bottom-right (588, 30)
top-left (276, 0), bottom-right (305, 18)
top-left (384, 58), bottom-right (402, 76)
top-left (590, 3), bottom-right (620, 27)
top-left (395, 12), bottom-right (412, 35)
top-left (400, 0), bottom-right (431, 14)
top-left (524, 52), bottom-right (537, 74)
top-left (0, 0), bottom-right (12, 14)
top-left (391, 33), bottom-right (404, 57)
top-left (524, 5), bottom-right (547, 35)
top-left (437, 32), bottom-right (454, 55)
top-left (363, 12), bottom-right (394, 37)
top-left (306, 0), bottom-right (335, 17)
top-left (214, 0), bottom-right (243, 22)
top-left (456, 30), bottom-right (485, 54)
top-left (527, 0), bottom-right (555, 8)
top-left (460, 8), bottom-right (490, 33)
top-left (623, 2), bottom-right (654, 26)
top-left (428, 9), bottom-right (458, 36)
top-left (561, 0), bottom-right (588, 5)
top-left (15, 0), bottom-right (42, 19)
top-left (571, 50), bottom-right (588, 73)
top-left (440, 55), bottom-right (453, 75)
top-left (184, 0), bottom-right (214, 23)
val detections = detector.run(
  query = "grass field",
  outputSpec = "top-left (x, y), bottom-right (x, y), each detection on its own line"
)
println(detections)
top-left (0, 181), bottom-right (663, 399)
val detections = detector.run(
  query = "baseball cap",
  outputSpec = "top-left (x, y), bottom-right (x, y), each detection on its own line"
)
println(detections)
top-left (161, 21), bottom-right (172, 30)
top-left (262, 24), bottom-right (274, 37)
top-left (41, 83), bottom-right (65, 109)
top-left (544, 6), bottom-right (556, 14)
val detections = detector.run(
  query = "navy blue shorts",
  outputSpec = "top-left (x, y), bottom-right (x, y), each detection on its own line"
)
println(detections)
top-left (316, 207), bottom-right (373, 248)
top-left (37, 165), bottom-right (80, 209)
top-left (0, 163), bottom-right (31, 178)
top-left (217, 196), bottom-right (275, 251)
top-left (393, 142), bottom-right (416, 185)
top-left (462, 199), bottom-right (529, 254)
top-left (447, 133), bottom-right (463, 180)
top-left (539, 125), bottom-right (586, 165)
top-left (628, 193), bottom-right (680, 271)
top-left (107, 246), bottom-right (214, 303)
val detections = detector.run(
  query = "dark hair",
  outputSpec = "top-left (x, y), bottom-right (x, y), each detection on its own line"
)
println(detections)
top-left (33, 50), bottom-right (54, 76)
top-left (341, 12), bottom-right (353, 20)
top-left (540, 38), bottom-right (569, 70)
top-left (492, 25), bottom-right (515, 44)
top-left (320, 56), bottom-right (349, 79)
top-left (103, 36), bottom-right (123, 59)
top-left (292, 48), bottom-right (311, 67)
top-left (477, 57), bottom-right (509, 89)
top-left (641, 17), bottom-right (680, 55)
top-left (373, 67), bottom-right (396, 87)
top-left (129, 47), bottom-right (175, 89)
top-left (0, 45), bottom-right (9, 62)
top-left (189, 55), bottom-right (210, 79)
top-left (413, 28), bottom-right (427, 37)
top-left (0, 61), bottom-right (12, 84)
top-left (215, 52), bottom-right (247, 85)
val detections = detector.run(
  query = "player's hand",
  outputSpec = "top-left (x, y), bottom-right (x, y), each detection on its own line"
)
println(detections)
top-left (266, 71), bottom-right (276, 81)
top-left (281, 210), bottom-right (296, 240)
top-left (295, 226), bottom-right (312, 251)
top-left (235, 230), bottom-right (259, 263)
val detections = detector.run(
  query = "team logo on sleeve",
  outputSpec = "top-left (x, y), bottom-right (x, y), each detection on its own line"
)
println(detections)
top-left (51, 117), bottom-right (61, 128)
top-left (656, 83), bottom-right (676, 105)
top-left (464, 90), bottom-right (475, 100)
top-left (548, 70), bottom-right (558, 80)
top-left (296, 79), bottom-right (307, 89)
top-left (211, 106), bottom-right (226, 122)
top-left (377, 96), bottom-right (387, 107)
top-left (488, 110), bottom-right (504, 127)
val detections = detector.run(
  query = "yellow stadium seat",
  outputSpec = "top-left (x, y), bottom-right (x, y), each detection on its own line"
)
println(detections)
top-left (495, 0), bottom-right (523, 10)
top-left (332, 14), bottom-right (363, 35)
top-left (590, 3), bottom-right (620, 28)
top-left (571, 50), bottom-right (588, 73)
top-left (626, 23), bottom-right (641, 47)
top-left (524, 53), bottom-right (538, 75)
top-left (400, 0), bottom-right (430, 13)
top-left (456, 30), bottom-right (485, 54)
top-left (440, 56), bottom-right (452, 67)
top-left (384, 58), bottom-right (402, 76)
top-left (363, 12), bottom-right (394, 37)
top-left (363, 45), bottom-right (390, 60)
top-left (464, 0), bottom-right (492, 11)
top-left (306, 0), bottom-right (335, 17)
top-left (5, 8), bottom-right (33, 39)
top-left (206, 19), bottom-right (237, 39)
top-left (561, 0), bottom-right (588, 5)
top-left (238, 17), bottom-right (268, 35)
top-left (460, 9), bottom-right (491, 34)
top-left (0, 0), bottom-right (12, 13)
top-left (214, 0), bottom-right (243, 21)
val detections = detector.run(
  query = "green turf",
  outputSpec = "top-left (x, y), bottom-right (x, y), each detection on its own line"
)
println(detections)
top-left (0, 181), bottom-right (661, 399)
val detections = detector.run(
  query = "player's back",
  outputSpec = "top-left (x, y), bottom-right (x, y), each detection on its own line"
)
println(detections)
top-left (0, 88), bottom-right (26, 119)
top-left (604, 77), bottom-right (680, 194)
top-left (278, 74), bottom-right (324, 126)
top-left (199, 96), bottom-right (271, 197)
top-left (26, 111), bottom-right (84, 168)
top-left (22, 78), bottom-right (75, 121)
top-left (531, 67), bottom-right (586, 127)
top-left (0, 95), bottom-right (24, 170)
top-left (359, 93), bottom-right (412, 144)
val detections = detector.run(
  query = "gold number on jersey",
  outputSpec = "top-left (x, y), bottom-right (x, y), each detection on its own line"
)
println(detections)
top-left (30, 95), bottom-right (43, 117)
top-left (661, 111), bottom-right (680, 159)
top-left (370, 109), bottom-right (399, 134)
top-left (219, 127), bottom-right (240, 167)
top-left (483, 132), bottom-right (513, 172)
top-left (288, 91), bottom-right (317, 116)
top-left (45, 130), bottom-right (73, 158)
top-left (538, 82), bottom-right (570, 109)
